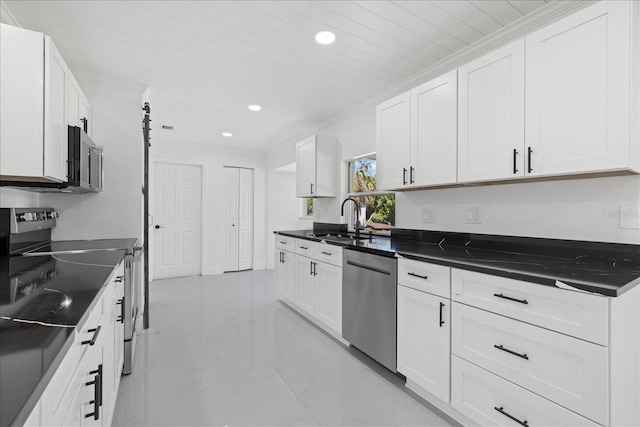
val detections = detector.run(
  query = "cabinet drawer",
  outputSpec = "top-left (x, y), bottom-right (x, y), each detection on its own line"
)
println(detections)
top-left (451, 268), bottom-right (608, 345)
top-left (313, 242), bottom-right (342, 267)
top-left (452, 303), bottom-right (608, 425)
top-left (452, 356), bottom-right (599, 427)
top-left (398, 258), bottom-right (450, 298)
top-left (275, 235), bottom-right (295, 251)
top-left (295, 239), bottom-right (315, 255)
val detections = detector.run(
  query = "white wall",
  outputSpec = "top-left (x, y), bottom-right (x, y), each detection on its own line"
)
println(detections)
top-left (40, 75), bottom-right (145, 243)
top-left (397, 176), bottom-right (640, 244)
top-left (150, 139), bottom-right (267, 275)
top-left (0, 188), bottom-right (39, 207)
top-left (266, 167), bottom-right (313, 269)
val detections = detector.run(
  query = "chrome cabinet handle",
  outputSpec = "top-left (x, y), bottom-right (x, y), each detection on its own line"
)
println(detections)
top-left (408, 272), bottom-right (428, 280)
top-left (527, 147), bottom-right (533, 173)
top-left (321, 251), bottom-right (332, 256)
top-left (402, 168), bottom-right (407, 185)
top-left (439, 302), bottom-right (445, 327)
top-left (513, 148), bottom-right (519, 174)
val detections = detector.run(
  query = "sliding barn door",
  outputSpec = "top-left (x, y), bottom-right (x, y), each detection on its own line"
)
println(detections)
top-left (224, 167), bottom-right (254, 272)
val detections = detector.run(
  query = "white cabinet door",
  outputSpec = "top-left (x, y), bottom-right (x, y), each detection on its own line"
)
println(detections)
top-left (458, 39), bottom-right (525, 183)
top-left (0, 24), bottom-right (44, 179)
top-left (315, 262), bottom-right (342, 335)
top-left (525, 1), bottom-right (634, 176)
top-left (411, 70), bottom-right (458, 187)
top-left (68, 73), bottom-right (91, 136)
top-left (397, 285), bottom-right (450, 402)
top-left (43, 36), bottom-right (69, 182)
top-left (376, 91), bottom-right (411, 190)
top-left (275, 248), bottom-right (296, 303)
top-left (275, 249), bottom-right (286, 295)
top-left (283, 251), bottom-right (296, 303)
top-left (294, 256), bottom-right (316, 315)
top-left (296, 137), bottom-right (317, 197)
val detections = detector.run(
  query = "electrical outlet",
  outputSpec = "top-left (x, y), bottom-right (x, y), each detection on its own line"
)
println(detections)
top-left (619, 206), bottom-right (640, 230)
top-left (422, 208), bottom-right (435, 223)
top-left (465, 207), bottom-right (482, 224)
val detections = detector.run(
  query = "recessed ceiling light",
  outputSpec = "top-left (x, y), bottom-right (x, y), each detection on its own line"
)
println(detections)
top-left (222, 132), bottom-right (233, 137)
top-left (315, 31), bottom-right (336, 45)
top-left (248, 105), bottom-right (261, 111)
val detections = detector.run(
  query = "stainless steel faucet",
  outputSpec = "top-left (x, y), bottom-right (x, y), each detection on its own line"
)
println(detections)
top-left (340, 197), bottom-right (361, 238)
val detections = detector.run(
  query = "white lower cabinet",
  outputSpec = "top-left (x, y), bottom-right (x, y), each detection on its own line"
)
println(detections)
top-left (452, 301), bottom-right (608, 425)
top-left (37, 260), bottom-right (125, 427)
top-left (275, 236), bottom-right (343, 338)
top-left (315, 261), bottom-right (342, 334)
top-left (294, 255), bottom-right (317, 315)
top-left (397, 284), bottom-right (450, 402)
top-left (274, 248), bottom-right (295, 303)
top-left (452, 356), bottom-right (599, 427)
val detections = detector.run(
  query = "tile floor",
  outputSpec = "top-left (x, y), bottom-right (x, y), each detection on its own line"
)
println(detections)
top-left (113, 270), bottom-right (457, 426)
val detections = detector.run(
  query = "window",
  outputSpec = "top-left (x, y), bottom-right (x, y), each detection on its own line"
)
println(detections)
top-left (300, 197), bottom-right (313, 218)
top-left (347, 155), bottom-right (395, 235)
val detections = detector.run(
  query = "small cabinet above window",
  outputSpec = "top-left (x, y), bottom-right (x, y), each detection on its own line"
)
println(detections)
top-left (295, 135), bottom-right (338, 198)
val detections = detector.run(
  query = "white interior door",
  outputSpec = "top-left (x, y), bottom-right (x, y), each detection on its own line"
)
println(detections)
top-left (224, 167), bottom-right (254, 272)
top-left (153, 162), bottom-right (202, 279)
top-left (238, 168), bottom-right (254, 271)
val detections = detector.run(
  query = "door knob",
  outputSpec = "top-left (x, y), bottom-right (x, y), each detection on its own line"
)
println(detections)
top-left (155, 225), bottom-right (163, 229)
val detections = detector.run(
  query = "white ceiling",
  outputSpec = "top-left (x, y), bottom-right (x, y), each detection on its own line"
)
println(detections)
top-left (3, 0), bottom-right (550, 152)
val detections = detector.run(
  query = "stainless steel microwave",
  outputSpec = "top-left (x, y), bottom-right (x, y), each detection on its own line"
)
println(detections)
top-left (67, 125), bottom-right (103, 193)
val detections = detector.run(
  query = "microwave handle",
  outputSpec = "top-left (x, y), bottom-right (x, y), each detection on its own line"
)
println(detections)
top-left (87, 151), bottom-right (92, 187)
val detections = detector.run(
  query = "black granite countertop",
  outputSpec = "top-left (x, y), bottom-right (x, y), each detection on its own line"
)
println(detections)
top-left (23, 238), bottom-right (139, 255)
top-left (274, 229), bottom-right (640, 297)
top-left (0, 249), bottom-right (127, 427)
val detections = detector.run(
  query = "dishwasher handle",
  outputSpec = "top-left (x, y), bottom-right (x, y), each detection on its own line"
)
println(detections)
top-left (346, 260), bottom-right (392, 275)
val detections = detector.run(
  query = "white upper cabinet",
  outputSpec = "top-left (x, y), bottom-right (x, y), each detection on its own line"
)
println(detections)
top-left (458, 39), bottom-right (525, 183)
top-left (0, 24), bottom-right (46, 180)
top-left (44, 35), bottom-right (70, 182)
top-left (68, 73), bottom-right (91, 137)
top-left (376, 92), bottom-right (411, 190)
top-left (411, 70), bottom-right (458, 187)
top-left (295, 135), bottom-right (338, 198)
top-left (525, 1), bottom-right (637, 176)
top-left (377, 70), bottom-right (458, 191)
top-left (0, 24), bottom-right (85, 183)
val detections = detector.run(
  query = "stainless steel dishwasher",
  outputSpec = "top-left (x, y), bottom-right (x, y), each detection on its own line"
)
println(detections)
top-left (342, 248), bottom-right (398, 372)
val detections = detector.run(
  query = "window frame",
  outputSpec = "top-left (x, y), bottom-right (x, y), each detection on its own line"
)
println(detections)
top-left (300, 197), bottom-right (313, 219)
top-left (345, 154), bottom-right (395, 235)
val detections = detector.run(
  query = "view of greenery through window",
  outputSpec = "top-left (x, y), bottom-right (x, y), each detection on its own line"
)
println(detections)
top-left (349, 157), bottom-right (395, 234)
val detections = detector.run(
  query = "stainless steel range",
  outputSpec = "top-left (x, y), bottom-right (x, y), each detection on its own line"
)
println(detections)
top-left (0, 207), bottom-right (142, 375)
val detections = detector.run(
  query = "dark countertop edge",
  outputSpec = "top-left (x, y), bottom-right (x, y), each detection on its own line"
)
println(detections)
top-left (396, 251), bottom-right (636, 297)
top-left (8, 249), bottom-right (127, 427)
top-left (273, 230), bottom-right (639, 297)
